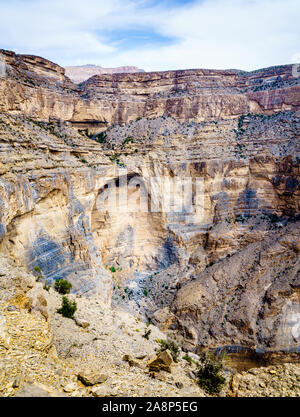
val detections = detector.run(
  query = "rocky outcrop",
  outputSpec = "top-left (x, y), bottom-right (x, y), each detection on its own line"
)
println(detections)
top-left (0, 49), bottom-right (78, 121)
top-left (169, 220), bottom-right (300, 351)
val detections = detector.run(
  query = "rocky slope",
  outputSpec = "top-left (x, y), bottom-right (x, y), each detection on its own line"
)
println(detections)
top-left (0, 49), bottom-right (299, 396)
top-left (0, 255), bottom-right (299, 397)
top-left (0, 255), bottom-right (206, 397)
top-left (65, 65), bottom-right (145, 84)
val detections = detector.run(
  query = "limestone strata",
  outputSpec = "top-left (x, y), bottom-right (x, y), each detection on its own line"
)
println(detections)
top-left (170, 220), bottom-right (300, 351)
top-left (0, 50), bottom-right (300, 354)
top-left (1, 49), bottom-right (300, 129)
top-left (77, 66), bottom-right (300, 126)
top-left (0, 49), bottom-right (78, 120)
top-left (0, 113), bottom-right (112, 301)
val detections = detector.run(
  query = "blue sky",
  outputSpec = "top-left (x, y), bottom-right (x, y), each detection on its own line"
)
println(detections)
top-left (0, 0), bottom-right (299, 71)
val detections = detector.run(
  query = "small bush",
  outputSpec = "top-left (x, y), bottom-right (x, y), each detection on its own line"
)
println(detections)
top-left (195, 351), bottom-right (226, 395)
top-left (183, 354), bottom-right (193, 364)
top-left (54, 279), bottom-right (72, 294)
top-left (109, 266), bottom-right (116, 273)
top-left (156, 338), bottom-right (180, 362)
top-left (142, 328), bottom-right (152, 340)
top-left (94, 131), bottom-right (106, 143)
top-left (57, 296), bottom-right (77, 319)
top-left (33, 266), bottom-right (43, 282)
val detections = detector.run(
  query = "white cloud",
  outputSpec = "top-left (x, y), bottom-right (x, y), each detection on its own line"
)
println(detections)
top-left (0, 0), bottom-right (299, 71)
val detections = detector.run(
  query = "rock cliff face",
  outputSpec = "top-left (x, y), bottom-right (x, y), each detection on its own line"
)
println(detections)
top-left (78, 66), bottom-right (300, 128)
top-left (1, 49), bottom-right (300, 128)
top-left (0, 49), bottom-right (299, 354)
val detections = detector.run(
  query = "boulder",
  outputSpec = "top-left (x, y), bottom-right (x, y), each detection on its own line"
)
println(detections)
top-left (63, 382), bottom-right (78, 393)
top-left (77, 371), bottom-right (108, 386)
top-left (122, 354), bottom-right (143, 368)
top-left (147, 349), bottom-right (173, 373)
top-left (187, 370), bottom-right (196, 380)
top-left (74, 315), bottom-right (90, 328)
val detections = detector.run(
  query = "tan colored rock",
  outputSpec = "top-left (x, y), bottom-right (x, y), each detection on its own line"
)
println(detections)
top-left (15, 382), bottom-right (66, 397)
top-left (12, 373), bottom-right (24, 388)
top-left (122, 354), bottom-right (144, 368)
top-left (0, 48), bottom-right (299, 361)
top-left (74, 315), bottom-right (90, 328)
top-left (148, 350), bottom-right (173, 373)
top-left (77, 371), bottom-right (108, 386)
top-left (0, 314), bottom-right (10, 350)
top-left (63, 383), bottom-right (78, 393)
top-left (1, 49), bottom-right (299, 129)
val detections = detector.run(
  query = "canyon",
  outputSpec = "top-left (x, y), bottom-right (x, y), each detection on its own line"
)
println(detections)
top-left (0, 49), bottom-right (299, 397)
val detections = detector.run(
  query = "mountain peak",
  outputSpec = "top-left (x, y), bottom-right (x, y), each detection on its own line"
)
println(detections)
top-left (65, 64), bottom-right (145, 83)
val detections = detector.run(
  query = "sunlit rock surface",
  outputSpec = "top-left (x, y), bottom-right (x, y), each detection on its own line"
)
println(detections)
top-left (0, 49), bottom-right (299, 353)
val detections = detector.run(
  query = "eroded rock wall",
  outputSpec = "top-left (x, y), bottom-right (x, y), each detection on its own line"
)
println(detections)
top-left (0, 49), bottom-right (299, 352)
top-left (0, 113), bottom-right (113, 301)
top-left (1, 49), bottom-right (300, 128)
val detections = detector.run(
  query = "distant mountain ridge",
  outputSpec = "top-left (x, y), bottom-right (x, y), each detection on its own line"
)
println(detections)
top-left (65, 64), bottom-right (145, 83)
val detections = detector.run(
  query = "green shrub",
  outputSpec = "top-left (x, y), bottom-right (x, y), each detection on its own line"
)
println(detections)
top-left (57, 296), bottom-right (77, 319)
top-left (54, 279), bottom-right (72, 295)
top-left (156, 338), bottom-right (180, 362)
top-left (33, 266), bottom-right (43, 282)
top-left (195, 351), bottom-right (226, 395)
top-left (94, 131), bottom-right (106, 143)
top-left (183, 354), bottom-right (193, 364)
top-left (142, 328), bottom-right (152, 340)
top-left (109, 266), bottom-right (116, 273)
top-left (122, 136), bottom-right (134, 146)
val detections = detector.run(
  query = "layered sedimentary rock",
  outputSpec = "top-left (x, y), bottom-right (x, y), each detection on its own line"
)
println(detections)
top-left (78, 66), bottom-right (300, 128)
top-left (0, 113), bottom-right (113, 301)
top-left (1, 49), bottom-right (300, 129)
top-left (0, 50), bottom-right (78, 121)
top-left (0, 49), bottom-right (299, 353)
